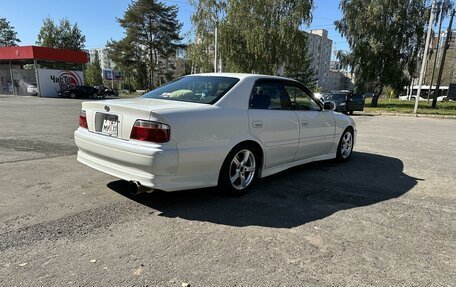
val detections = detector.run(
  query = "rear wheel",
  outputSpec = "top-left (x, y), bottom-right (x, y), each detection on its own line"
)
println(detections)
top-left (219, 145), bottom-right (259, 196)
top-left (336, 128), bottom-right (354, 162)
top-left (70, 93), bottom-right (76, 99)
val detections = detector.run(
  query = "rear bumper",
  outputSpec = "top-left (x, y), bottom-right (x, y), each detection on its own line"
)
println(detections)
top-left (74, 128), bottom-right (178, 189)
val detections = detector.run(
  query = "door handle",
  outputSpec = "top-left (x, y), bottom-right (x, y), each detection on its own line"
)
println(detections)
top-left (252, 121), bottom-right (263, 128)
top-left (301, 121), bottom-right (309, 126)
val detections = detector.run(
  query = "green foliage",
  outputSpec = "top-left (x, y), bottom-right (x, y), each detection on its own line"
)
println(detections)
top-left (335, 0), bottom-right (427, 106)
top-left (84, 51), bottom-right (103, 86)
top-left (284, 33), bottom-right (316, 89)
top-left (116, 0), bottom-right (183, 89)
top-left (0, 18), bottom-right (20, 47)
top-left (189, 0), bottom-right (315, 85)
top-left (106, 38), bottom-right (137, 89)
top-left (36, 17), bottom-right (85, 50)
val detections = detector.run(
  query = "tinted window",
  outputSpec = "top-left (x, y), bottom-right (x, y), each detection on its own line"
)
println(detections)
top-left (324, 93), bottom-right (347, 101)
top-left (142, 76), bottom-right (239, 104)
top-left (250, 82), bottom-right (291, 110)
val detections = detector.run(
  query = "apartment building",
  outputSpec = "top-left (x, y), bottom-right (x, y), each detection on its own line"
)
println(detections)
top-left (306, 29), bottom-right (332, 91)
top-left (89, 48), bottom-right (113, 71)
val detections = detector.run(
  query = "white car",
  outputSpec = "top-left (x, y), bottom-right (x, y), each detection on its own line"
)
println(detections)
top-left (27, 84), bottom-right (38, 96)
top-left (74, 73), bottom-right (356, 195)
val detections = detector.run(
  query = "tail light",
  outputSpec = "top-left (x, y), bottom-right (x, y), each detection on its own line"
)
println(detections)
top-left (79, 110), bottom-right (88, 129)
top-left (130, 120), bottom-right (170, 143)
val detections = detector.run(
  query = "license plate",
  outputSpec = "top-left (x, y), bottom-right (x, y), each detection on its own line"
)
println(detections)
top-left (101, 115), bottom-right (118, 137)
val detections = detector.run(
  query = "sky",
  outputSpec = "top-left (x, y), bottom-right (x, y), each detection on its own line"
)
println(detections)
top-left (1, 0), bottom-right (350, 59)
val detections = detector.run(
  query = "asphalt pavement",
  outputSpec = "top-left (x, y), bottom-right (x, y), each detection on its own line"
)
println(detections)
top-left (0, 96), bottom-right (455, 286)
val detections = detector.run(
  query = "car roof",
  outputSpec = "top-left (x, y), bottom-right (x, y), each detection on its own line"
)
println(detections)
top-left (185, 73), bottom-right (297, 82)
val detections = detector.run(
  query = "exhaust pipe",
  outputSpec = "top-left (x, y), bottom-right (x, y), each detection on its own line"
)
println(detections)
top-left (128, 181), bottom-right (153, 195)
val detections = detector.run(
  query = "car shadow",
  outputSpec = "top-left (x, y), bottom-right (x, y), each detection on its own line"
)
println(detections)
top-left (107, 152), bottom-right (418, 228)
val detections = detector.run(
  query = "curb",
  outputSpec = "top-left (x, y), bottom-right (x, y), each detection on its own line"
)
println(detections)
top-left (358, 112), bottom-right (456, 119)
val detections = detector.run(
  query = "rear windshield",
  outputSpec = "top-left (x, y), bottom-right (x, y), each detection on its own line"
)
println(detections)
top-left (141, 76), bottom-right (240, 104)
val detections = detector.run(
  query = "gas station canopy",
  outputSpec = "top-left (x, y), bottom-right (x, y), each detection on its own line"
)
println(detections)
top-left (0, 46), bottom-right (88, 64)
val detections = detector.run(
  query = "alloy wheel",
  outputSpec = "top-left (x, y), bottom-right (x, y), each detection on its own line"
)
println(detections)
top-left (340, 131), bottom-right (353, 159)
top-left (229, 149), bottom-right (256, 190)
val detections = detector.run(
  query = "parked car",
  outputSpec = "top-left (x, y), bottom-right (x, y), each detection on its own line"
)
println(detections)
top-left (58, 86), bottom-right (99, 99)
top-left (27, 84), bottom-right (38, 96)
top-left (322, 91), bottom-right (365, 115)
top-left (95, 86), bottom-right (119, 98)
top-left (74, 74), bottom-right (356, 195)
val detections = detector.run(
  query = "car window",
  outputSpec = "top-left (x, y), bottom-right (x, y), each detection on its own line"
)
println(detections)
top-left (352, 95), bottom-right (364, 101)
top-left (142, 76), bottom-right (239, 104)
top-left (250, 82), bottom-right (291, 110)
top-left (284, 84), bottom-right (321, 111)
top-left (325, 93), bottom-right (347, 101)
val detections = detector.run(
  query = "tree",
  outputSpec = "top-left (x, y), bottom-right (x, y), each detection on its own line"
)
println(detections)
top-left (0, 18), bottom-right (20, 47)
top-left (36, 18), bottom-right (59, 48)
top-left (36, 17), bottom-right (85, 50)
top-left (117, 0), bottom-right (183, 89)
top-left (284, 33), bottom-right (316, 89)
top-left (189, 0), bottom-right (314, 85)
top-left (107, 38), bottom-right (139, 90)
top-left (85, 50), bottom-right (103, 86)
top-left (335, 0), bottom-right (427, 106)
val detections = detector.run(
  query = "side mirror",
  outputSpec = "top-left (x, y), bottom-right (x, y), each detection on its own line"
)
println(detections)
top-left (323, 101), bottom-right (336, 111)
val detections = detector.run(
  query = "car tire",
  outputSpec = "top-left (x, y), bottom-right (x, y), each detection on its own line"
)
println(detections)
top-left (92, 93), bottom-right (97, 99)
top-left (336, 128), bottom-right (354, 162)
top-left (219, 145), bottom-right (260, 196)
top-left (70, 93), bottom-right (76, 99)
top-left (349, 110), bottom-right (354, 115)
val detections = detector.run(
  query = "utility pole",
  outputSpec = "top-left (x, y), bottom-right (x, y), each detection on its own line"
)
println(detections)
top-left (432, 9), bottom-right (455, 109)
top-left (428, 3), bottom-right (445, 102)
top-left (414, 0), bottom-right (436, 114)
top-left (212, 16), bottom-right (218, 73)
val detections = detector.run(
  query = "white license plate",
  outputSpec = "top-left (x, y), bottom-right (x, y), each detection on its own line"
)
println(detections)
top-left (101, 116), bottom-right (118, 137)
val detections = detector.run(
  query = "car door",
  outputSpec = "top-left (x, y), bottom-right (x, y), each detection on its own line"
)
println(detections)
top-left (283, 83), bottom-right (336, 159)
top-left (348, 94), bottom-right (365, 111)
top-left (248, 80), bottom-right (300, 168)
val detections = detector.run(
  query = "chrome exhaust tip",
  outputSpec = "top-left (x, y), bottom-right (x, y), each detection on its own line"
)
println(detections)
top-left (128, 181), bottom-right (152, 195)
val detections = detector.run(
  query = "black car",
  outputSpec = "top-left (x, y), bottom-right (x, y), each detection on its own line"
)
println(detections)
top-left (58, 86), bottom-right (99, 99)
top-left (99, 86), bottom-right (119, 97)
top-left (322, 91), bottom-right (365, 114)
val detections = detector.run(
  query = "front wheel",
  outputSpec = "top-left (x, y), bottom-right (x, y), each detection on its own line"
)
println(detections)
top-left (336, 128), bottom-right (354, 162)
top-left (219, 146), bottom-right (259, 196)
top-left (70, 93), bottom-right (76, 99)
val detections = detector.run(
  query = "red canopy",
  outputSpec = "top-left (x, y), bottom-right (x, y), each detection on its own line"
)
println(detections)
top-left (0, 46), bottom-right (88, 64)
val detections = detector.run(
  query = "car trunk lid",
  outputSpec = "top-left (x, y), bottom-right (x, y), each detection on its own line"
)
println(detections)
top-left (81, 98), bottom-right (204, 140)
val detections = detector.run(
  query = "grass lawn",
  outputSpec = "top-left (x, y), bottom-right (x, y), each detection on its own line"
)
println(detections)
top-left (364, 98), bottom-right (456, 116)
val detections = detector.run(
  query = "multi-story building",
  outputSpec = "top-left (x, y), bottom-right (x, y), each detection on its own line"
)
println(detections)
top-left (89, 48), bottom-right (113, 71)
top-left (330, 60), bottom-right (341, 71)
top-left (329, 60), bottom-right (355, 91)
top-left (306, 29), bottom-right (332, 91)
top-left (329, 70), bottom-right (355, 91)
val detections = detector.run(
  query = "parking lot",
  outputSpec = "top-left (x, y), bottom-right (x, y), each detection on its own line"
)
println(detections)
top-left (0, 95), bottom-right (455, 286)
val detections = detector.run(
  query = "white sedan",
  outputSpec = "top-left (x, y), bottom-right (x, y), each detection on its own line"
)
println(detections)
top-left (74, 73), bottom-right (356, 195)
